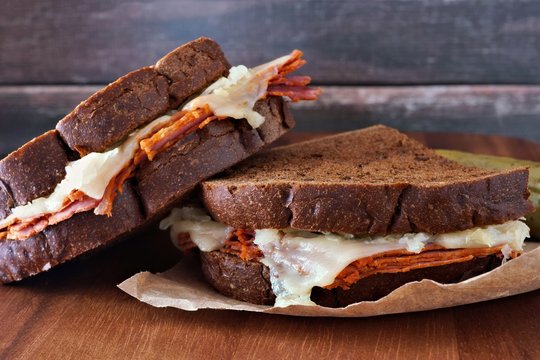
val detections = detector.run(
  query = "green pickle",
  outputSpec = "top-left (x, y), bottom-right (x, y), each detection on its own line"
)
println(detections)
top-left (436, 149), bottom-right (540, 239)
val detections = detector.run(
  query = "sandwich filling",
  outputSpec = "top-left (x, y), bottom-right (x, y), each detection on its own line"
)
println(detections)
top-left (160, 207), bottom-right (530, 307)
top-left (0, 51), bottom-right (319, 241)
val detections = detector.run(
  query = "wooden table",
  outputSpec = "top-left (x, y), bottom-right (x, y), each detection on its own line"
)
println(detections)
top-left (1, 132), bottom-right (539, 360)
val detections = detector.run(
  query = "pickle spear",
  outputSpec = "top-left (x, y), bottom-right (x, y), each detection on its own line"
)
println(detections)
top-left (436, 149), bottom-right (540, 239)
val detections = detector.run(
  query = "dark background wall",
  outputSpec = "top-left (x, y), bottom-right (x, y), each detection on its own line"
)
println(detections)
top-left (1, 0), bottom-right (540, 155)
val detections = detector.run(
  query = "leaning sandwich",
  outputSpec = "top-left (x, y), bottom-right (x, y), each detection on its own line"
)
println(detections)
top-left (0, 37), bottom-right (319, 283)
top-left (161, 125), bottom-right (534, 307)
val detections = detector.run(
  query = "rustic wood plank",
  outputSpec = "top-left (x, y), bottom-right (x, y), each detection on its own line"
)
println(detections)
top-left (0, 86), bottom-right (101, 156)
top-left (1, 85), bottom-right (539, 156)
top-left (1, 0), bottom-right (540, 85)
top-left (294, 85), bottom-right (540, 142)
top-left (0, 133), bottom-right (538, 360)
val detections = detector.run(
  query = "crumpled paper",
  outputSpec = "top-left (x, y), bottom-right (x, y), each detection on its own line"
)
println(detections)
top-left (118, 243), bottom-right (540, 317)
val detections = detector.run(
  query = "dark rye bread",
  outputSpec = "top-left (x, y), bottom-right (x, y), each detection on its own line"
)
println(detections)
top-left (56, 68), bottom-right (169, 155)
top-left (0, 130), bottom-right (69, 207)
top-left (201, 251), bottom-right (275, 305)
top-left (57, 37), bottom-right (230, 155)
top-left (136, 97), bottom-right (294, 216)
top-left (0, 183), bottom-right (143, 283)
top-left (200, 250), bottom-right (503, 307)
top-left (0, 37), bottom-right (294, 282)
top-left (155, 38), bottom-right (232, 109)
top-left (202, 125), bottom-right (533, 235)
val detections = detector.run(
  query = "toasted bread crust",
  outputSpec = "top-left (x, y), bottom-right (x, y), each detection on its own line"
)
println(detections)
top-left (0, 183), bottom-right (143, 283)
top-left (57, 67), bottom-right (169, 155)
top-left (201, 250), bottom-right (276, 305)
top-left (202, 126), bottom-right (534, 235)
top-left (136, 97), bottom-right (294, 218)
top-left (200, 250), bottom-right (503, 307)
top-left (57, 37), bottom-right (229, 155)
top-left (156, 37), bottom-right (231, 108)
top-left (0, 130), bottom-right (69, 207)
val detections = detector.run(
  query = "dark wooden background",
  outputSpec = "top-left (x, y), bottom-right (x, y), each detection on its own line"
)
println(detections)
top-left (1, 0), bottom-right (540, 155)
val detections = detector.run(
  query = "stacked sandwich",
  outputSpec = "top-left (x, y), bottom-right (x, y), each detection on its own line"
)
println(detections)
top-left (0, 37), bottom-right (533, 310)
top-left (0, 37), bottom-right (319, 282)
top-left (161, 125), bottom-right (533, 307)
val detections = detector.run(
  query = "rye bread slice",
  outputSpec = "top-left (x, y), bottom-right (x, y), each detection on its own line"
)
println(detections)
top-left (56, 67), bottom-right (169, 155)
top-left (155, 37), bottom-right (232, 109)
top-left (135, 97), bottom-right (294, 217)
top-left (200, 250), bottom-right (503, 307)
top-left (0, 182), bottom-right (143, 283)
top-left (202, 125), bottom-right (534, 235)
top-left (0, 130), bottom-right (69, 207)
top-left (57, 37), bottom-right (229, 155)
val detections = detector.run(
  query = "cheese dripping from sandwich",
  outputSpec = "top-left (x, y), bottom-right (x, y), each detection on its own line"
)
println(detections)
top-left (161, 207), bottom-right (530, 307)
top-left (0, 51), bottom-right (320, 241)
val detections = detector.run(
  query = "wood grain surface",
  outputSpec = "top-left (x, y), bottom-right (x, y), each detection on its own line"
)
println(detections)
top-left (1, 85), bottom-right (540, 156)
top-left (0, 132), bottom-right (538, 360)
top-left (2, 0), bottom-right (540, 85)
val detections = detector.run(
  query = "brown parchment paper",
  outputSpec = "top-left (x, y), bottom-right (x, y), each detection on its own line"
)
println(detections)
top-left (118, 243), bottom-right (540, 317)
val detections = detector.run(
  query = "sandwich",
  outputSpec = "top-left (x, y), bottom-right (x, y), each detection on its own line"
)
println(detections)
top-left (0, 37), bottom-right (319, 283)
top-left (160, 125), bottom-right (533, 307)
